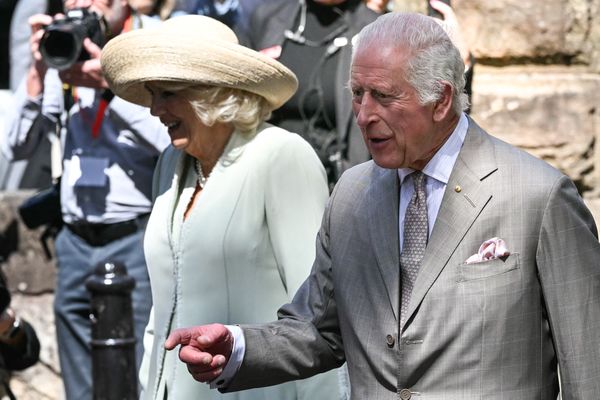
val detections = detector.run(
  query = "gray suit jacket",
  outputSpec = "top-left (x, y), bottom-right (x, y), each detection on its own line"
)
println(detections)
top-left (226, 119), bottom-right (600, 399)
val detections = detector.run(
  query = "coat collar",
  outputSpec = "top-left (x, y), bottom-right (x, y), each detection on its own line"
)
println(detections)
top-left (164, 127), bottom-right (256, 244)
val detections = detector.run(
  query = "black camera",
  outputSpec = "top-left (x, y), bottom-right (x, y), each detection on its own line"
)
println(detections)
top-left (18, 180), bottom-right (63, 260)
top-left (39, 8), bottom-right (106, 70)
top-left (18, 180), bottom-right (62, 230)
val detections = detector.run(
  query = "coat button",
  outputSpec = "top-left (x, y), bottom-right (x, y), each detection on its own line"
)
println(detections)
top-left (386, 334), bottom-right (395, 348)
top-left (399, 388), bottom-right (412, 399)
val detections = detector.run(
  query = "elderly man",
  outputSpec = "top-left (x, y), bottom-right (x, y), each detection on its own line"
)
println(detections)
top-left (165, 12), bottom-right (600, 399)
top-left (3, 0), bottom-right (169, 398)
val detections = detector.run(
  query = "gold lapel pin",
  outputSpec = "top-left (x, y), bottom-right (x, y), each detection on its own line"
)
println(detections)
top-left (454, 185), bottom-right (462, 193)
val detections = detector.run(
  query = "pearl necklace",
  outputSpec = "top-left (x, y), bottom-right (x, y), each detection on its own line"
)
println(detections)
top-left (193, 158), bottom-right (208, 189)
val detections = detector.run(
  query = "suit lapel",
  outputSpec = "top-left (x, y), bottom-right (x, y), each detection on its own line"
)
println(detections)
top-left (404, 121), bottom-right (498, 327)
top-left (367, 166), bottom-right (401, 320)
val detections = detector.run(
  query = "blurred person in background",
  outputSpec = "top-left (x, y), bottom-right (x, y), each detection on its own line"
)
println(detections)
top-left (2, 0), bottom-right (170, 398)
top-left (239, 0), bottom-right (472, 188)
top-left (0, 0), bottom-right (56, 190)
top-left (0, 0), bottom-right (62, 191)
top-left (170, 0), bottom-right (264, 30)
top-left (0, 270), bottom-right (40, 400)
top-left (171, 0), bottom-right (239, 26)
top-left (101, 14), bottom-right (341, 400)
top-left (129, 0), bottom-right (176, 19)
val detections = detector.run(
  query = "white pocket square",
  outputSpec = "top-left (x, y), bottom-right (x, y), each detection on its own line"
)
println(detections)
top-left (465, 237), bottom-right (510, 264)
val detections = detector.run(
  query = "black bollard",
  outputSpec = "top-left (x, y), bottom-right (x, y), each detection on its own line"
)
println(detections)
top-left (86, 262), bottom-right (137, 400)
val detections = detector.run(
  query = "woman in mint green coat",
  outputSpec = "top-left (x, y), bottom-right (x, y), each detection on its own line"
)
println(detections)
top-left (101, 14), bottom-right (342, 400)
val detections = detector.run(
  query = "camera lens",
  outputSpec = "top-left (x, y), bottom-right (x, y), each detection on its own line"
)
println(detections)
top-left (39, 8), bottom-right (105, 71)
top-left (40, 29), bottom-right (83, 70)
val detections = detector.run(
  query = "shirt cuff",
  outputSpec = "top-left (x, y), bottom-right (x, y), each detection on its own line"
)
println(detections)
top-left (209, 325), bottom-right (245, 390)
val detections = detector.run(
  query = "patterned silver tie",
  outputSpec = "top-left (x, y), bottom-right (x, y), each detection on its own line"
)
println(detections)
top-left (400, 171), bottom-right (428, 327)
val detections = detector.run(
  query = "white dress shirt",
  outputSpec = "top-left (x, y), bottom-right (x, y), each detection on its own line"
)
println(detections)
top-left (397, 113), bottom-right (468, 251)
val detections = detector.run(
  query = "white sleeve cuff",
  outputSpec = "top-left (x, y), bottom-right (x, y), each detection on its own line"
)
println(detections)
top-left (209, 325), bottom-right (245, 390)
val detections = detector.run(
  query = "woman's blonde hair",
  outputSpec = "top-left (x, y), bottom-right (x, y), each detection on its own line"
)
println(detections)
top-left (153, 82), bottom-right (272, 134)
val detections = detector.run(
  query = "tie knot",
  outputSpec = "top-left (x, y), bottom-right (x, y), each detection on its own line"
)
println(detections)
top-left (412, 171), bottom-right (426, 190)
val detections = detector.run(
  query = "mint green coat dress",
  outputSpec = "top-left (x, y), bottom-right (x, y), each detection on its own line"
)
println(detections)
top-left (140, 124), bottom-right (342, 400)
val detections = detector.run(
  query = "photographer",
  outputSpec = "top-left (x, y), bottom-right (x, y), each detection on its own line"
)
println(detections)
top-left (1, 1), bottom-right (170, 398)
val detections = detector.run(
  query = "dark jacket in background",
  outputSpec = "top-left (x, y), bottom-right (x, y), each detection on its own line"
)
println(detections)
top-left (238, 0), bottom-right (378, 182)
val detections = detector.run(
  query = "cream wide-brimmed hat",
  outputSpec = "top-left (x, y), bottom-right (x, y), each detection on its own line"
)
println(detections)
top-left (101, 15), bottom-right (298, 110)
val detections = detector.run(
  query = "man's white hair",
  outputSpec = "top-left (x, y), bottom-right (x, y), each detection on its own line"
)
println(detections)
top-left (352, 12), bottom-right (468, 115)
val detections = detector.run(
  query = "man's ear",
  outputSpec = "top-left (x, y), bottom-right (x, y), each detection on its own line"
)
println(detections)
top-left (432, 82), bottom-right (454, 122)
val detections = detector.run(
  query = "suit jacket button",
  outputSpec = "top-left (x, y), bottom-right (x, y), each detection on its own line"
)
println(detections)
top-left (386, 334), bottom-right (395, 348)
top-left (399, 388), bottom-right (412, 399)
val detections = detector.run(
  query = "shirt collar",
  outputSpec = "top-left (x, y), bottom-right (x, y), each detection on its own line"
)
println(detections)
top-left (397, 112), bottom-right (469, 185)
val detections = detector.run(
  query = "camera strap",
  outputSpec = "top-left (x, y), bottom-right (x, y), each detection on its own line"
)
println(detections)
top-left (91, 89), bottom-right (115, 139)
top-left (123, 8), bottom-right (135, 32)
top-left (64, 86), bottom-right (114, 139)
top-left (77, 7), bottom-right (129, 140)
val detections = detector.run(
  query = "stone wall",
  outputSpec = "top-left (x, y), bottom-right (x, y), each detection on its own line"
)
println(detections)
top-left (461, 0), bottom-right (600, 220)
top-left (1, 1), bottom-right (600, 397)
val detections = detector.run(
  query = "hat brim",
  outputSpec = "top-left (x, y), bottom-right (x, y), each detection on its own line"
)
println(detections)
top-left (101, 20), bottom-right (297, 111)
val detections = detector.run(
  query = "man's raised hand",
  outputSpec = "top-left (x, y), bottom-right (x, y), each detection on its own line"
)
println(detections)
top-left (165, 323), bottom-right (234, 383)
